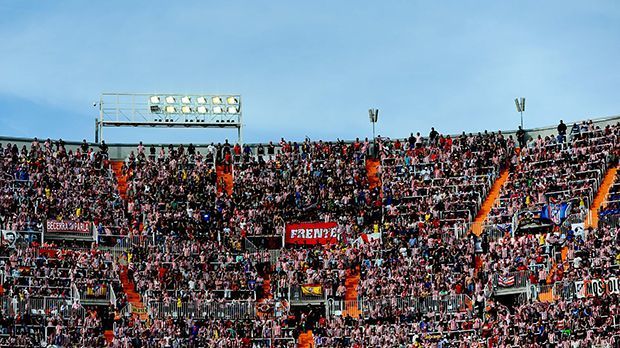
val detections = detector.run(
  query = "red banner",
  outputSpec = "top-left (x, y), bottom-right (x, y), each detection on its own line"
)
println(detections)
top-left (285, 222), bottom-right (338, 245)
top-left (46, 220), bottom-right (91, 234)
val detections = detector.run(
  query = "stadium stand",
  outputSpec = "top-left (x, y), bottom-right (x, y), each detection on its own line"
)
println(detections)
top-left (1, 116), bottom-right (620, 347)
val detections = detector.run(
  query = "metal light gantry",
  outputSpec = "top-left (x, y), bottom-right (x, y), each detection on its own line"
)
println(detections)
top-left (95, 92), bottom-right (243, 144)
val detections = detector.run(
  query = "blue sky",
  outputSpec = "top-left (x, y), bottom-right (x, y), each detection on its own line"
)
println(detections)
top-left (0, 1), bottom-right (618, 144)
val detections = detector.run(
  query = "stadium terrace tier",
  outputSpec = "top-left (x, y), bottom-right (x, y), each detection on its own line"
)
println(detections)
top-left (1, 117), bottom-right (620, 347)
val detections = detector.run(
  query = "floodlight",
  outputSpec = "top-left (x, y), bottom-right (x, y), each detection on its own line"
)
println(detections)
top-left (227, 106), bottom-right (239, 114)
top-left (212, 96), bottom-right (223, 104)
top-left (213, 106), bottom-right (224, 114)
top-left (227, 96), bottom-right (239, 104)
top-left (196, 96), bottom-right (207, 104)
top-left (521, 98), bottom-right (525, 112)
top-left (514, 98), bottom-right (522, 113)
top-left (181, 106), bottom-right (192, 113)
top-left (150, 96), bottom-right (161, 104)
top-left (165, 106), bottom-right (176, 113)
top-left (165, 96), bottom-right (176, 104)
top-left (181, 96), bottom-right (191, 104)
top-left (197, 106), bottom-right (208, 114)
top-left (150, 105), bottom-right (161, 113)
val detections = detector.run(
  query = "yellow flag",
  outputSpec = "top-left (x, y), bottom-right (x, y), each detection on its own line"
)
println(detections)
top-left (301, 285), bottom-right (323, 296)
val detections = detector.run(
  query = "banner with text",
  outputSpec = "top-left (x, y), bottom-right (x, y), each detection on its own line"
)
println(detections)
top-left (574, 277), bottom-right (620, 299)
top-left (46, 220), bottom-right (91, 234)
top-left (285, 222), bottom-right (338, 245)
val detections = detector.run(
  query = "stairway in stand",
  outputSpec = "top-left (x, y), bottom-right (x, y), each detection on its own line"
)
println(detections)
top-left (104, 330), bottom-right (114, 343)
top-left (341, 267), bottom-right (360, 318)
top-left (120, 266), bottom-right (148, 321)
top-left (256, 272), bottom-right (273, 319)
top-left (365, 158), bottom-right (381, 190)
top-left (216, 164), bottom-right (234, 196)
top-left (298, 330), bottom-right (314, 348)
top-left (470, 169), bottom-right (510, 237)
top-left (587, 166), bottom-right (618, 228)
top-left (110, 160), bottom-right (128, 200)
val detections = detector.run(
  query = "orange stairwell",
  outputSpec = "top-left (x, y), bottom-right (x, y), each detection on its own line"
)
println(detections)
top-left (470, 169), bottom-right (510, 237)
top-left (104, 330), bottom-right (114, 343)
top-left (366, 158), bottom-right (381, 190)
top-left (587, 166), bottom-right (618, 228)
top-left (298, 330), bottom-right (314, 348)
top-left (216, 164), bottom-right (234, 196)
top-left (120, 266), bottom-right (148, 321)
top-left (110, 161), bottom-right (128, 200)
top-left (256, 273), bottom-right (273, 319)
top-left (341, 267), bottom-right (361, 318)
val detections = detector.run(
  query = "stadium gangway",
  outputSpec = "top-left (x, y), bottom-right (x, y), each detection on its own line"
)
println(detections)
top-left (147, 300), bottom-right (256, 320)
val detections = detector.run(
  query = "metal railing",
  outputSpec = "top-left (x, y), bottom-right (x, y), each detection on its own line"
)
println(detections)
top-left (148, 300), bottom-right (256, 319)
top-left (492, 270), bottom-right (530, 290)
top-left (76, 282), bottom-right (112, 302)
top-left (289, 286), bottom-right (326, 303)
top-left (0, 296), bottom-right (84, 319)
top-left (328, 294), bottom-right (472, 318)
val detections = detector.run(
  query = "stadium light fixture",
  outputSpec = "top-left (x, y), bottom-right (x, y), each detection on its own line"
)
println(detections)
top-left (368, 108), bottom-right (379, 158)
top-left (97, 92), bottom-right (244, 144)
top-left (165, 105), bottom-right (176, 113)
top-left (514, 97), bottom-right (525, 128)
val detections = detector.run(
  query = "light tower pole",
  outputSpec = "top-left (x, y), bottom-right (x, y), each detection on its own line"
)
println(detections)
top-left (368, 108), bottom-right (379, 157)
top-left (514, 97), bottom-right (525, 128)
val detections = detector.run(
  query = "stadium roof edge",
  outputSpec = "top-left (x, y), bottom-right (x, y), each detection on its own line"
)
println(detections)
top-left (0, 114), bottom-right (619, 148)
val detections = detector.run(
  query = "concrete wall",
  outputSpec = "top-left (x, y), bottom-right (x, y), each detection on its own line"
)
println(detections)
top-left (1, 114), bottom-right (618, 160)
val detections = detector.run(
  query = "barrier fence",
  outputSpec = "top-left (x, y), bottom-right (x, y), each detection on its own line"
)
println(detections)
top-left (492, 270), bottom-right (530, 290)
top-left (148, 300), bottom-right (256, 319)
top-left (328, 294), bottom-right (472, 318)
top-left (0, 296), bottom-right (84, 319)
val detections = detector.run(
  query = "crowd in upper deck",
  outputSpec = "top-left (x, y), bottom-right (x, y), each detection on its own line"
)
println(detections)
top-left (0, 119), bottom-right (620, 347)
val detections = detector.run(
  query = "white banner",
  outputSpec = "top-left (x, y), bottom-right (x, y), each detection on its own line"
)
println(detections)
top-left (1, 230), bottom-right (19, 248)
top-left (574, 277), bottom-right (620, 299)
top-left (571, 223), bottom-right (585, 240)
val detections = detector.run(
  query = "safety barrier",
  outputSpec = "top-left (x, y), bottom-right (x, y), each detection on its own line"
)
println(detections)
top-left (328, 294), bottom-right (472, 318)
top-left (290, 286), bottom-right (326, 303)
top-left (148, 300), bottom-right (256, 319)
top-left (492, 270), bottom-right (530, 290)
top-left (0, 296), bottom-right (84, 319)
top-left (251, 337), bottom-right (296, 347)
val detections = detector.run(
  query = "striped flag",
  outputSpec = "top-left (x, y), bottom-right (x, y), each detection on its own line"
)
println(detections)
top-left (498, 275), bottom-right (516, 287)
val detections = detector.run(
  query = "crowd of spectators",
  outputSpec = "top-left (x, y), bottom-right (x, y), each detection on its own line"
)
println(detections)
top-left (1, 119), bottom-right (620, 347)
top-left (487, 121), bottom-right (619, 227)
top-left (0, 138), bottom-right (123, 232)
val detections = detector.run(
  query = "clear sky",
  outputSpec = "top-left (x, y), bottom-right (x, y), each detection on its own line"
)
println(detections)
top-left (0, 0), bottom-right (618, 144)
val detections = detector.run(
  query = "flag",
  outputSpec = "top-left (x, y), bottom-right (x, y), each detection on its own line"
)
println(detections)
top-left (301, 285), bottom-right (323, 297)
top-left (540, 202), bottom-right (571, 225)
top-left (498, 275), bottom-right (516, 287)
top-left (360, 232), bottom-right (382, 244)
